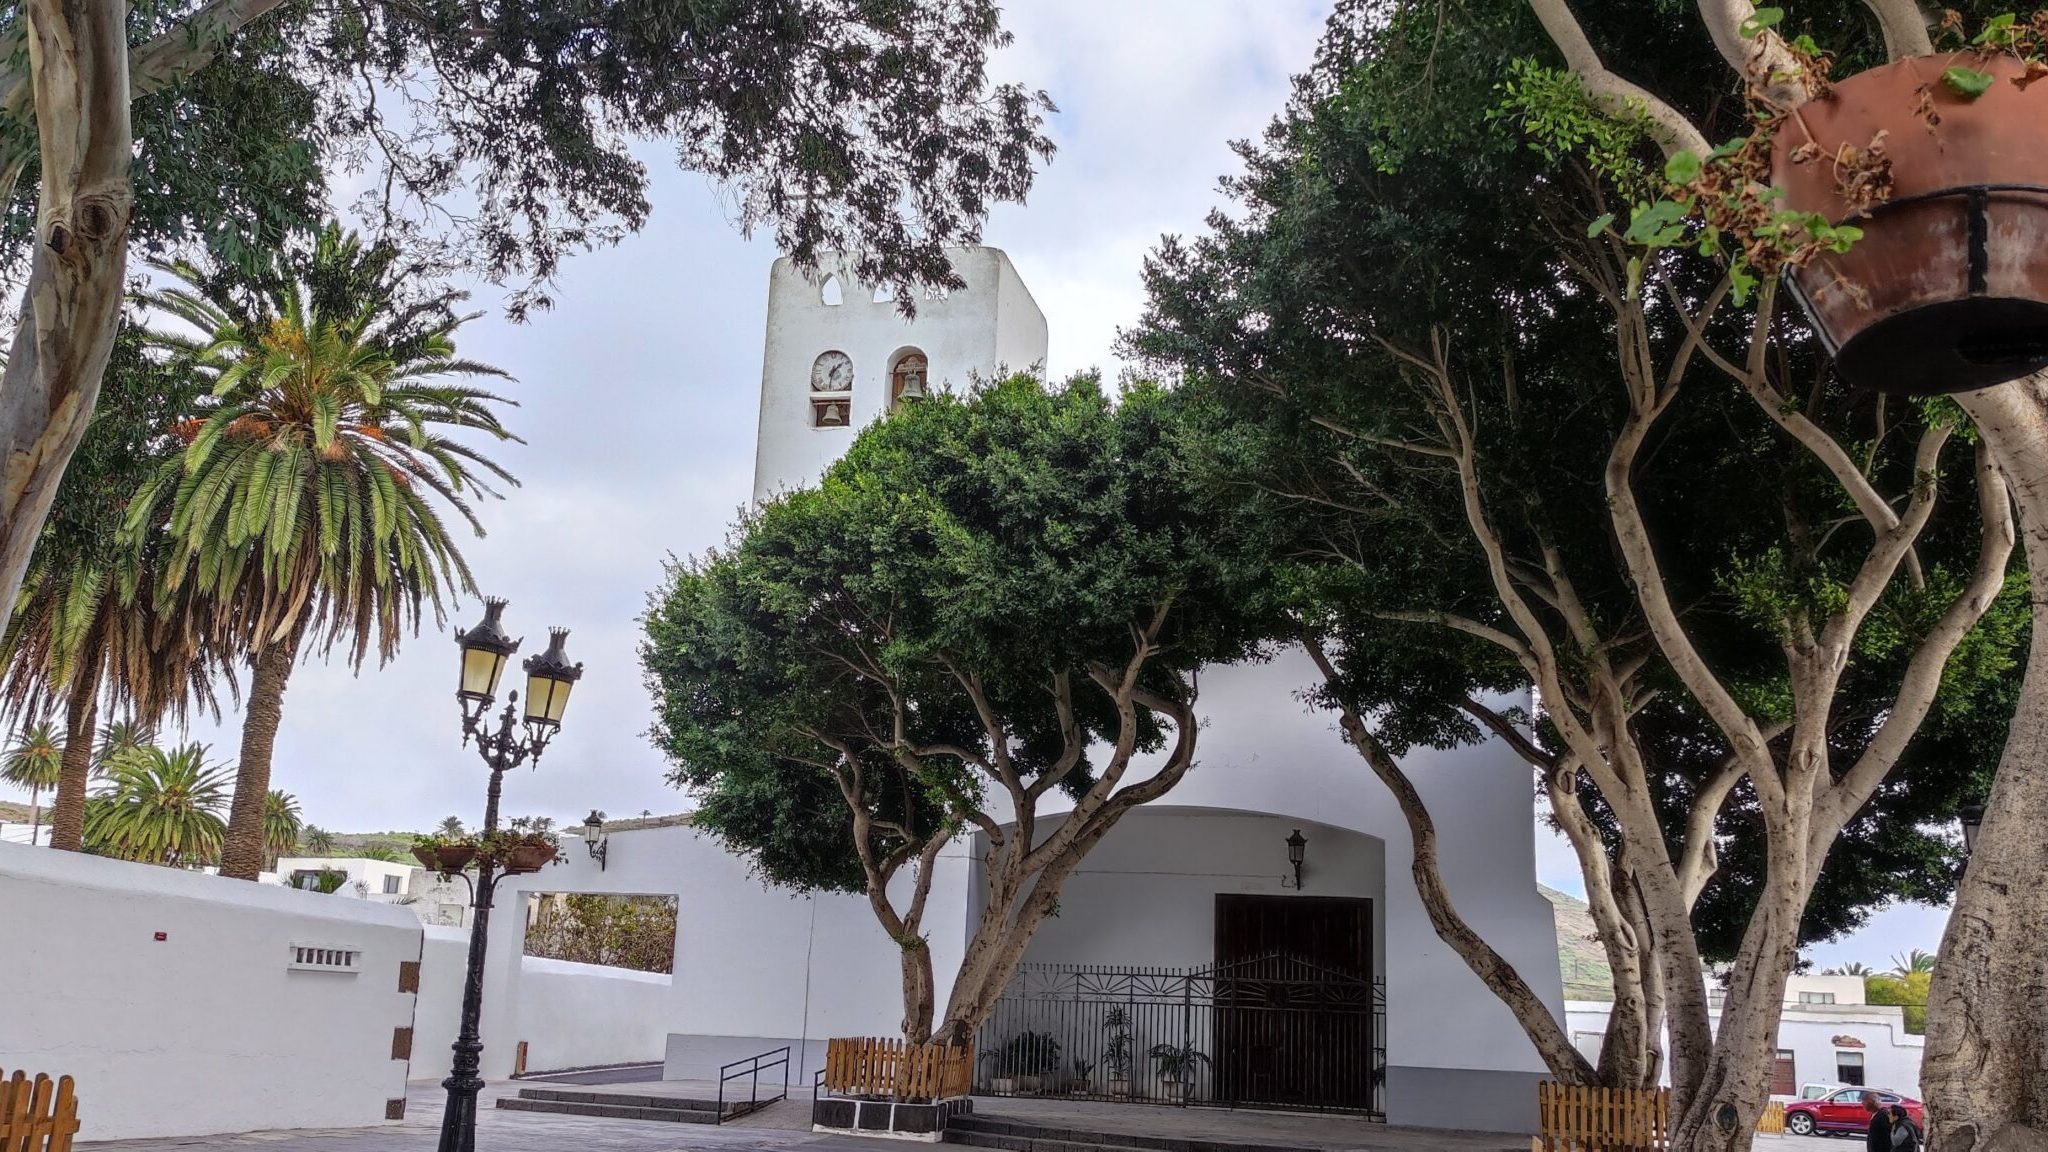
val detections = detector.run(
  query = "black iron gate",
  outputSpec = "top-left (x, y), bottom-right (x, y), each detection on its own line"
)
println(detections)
top-left (975, 954), bottom-right (1386, 1118)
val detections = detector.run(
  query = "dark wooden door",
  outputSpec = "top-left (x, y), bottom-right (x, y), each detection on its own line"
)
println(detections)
top-left (1212, 895), bottom-right (1376, 1110)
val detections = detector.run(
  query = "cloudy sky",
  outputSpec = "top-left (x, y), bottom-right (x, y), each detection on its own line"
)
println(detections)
top-left (0, 0), bottom-right (1944, 967)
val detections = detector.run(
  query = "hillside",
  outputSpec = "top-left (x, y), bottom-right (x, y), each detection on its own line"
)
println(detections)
top-left (1543, 884), bottom-right (1616, 1002)
top-left (1, 800), bottom-right (33, 824)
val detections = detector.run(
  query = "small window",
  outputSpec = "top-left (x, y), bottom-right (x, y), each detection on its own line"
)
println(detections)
top-left (810, 350), bottom-right (854, 428)
top-left (820, 275), bottom-right (843, 306)
top-left (1836, 1052), bottom-right (1865, 1086)
top-left (890, 351), bottom-right (929, 407)
top-left (382, 875), bottom-right (403, 895)
top-left (1798, 991), bottom-right (1837, 1005)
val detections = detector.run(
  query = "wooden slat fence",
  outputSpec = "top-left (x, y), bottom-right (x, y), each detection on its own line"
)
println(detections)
top-left (1757, 1102), bottom-right (1787, 1135)
top-left (0, 1070), bottom-right (79, 1152)
top-left (823, 1038), bottom-right (972, 1102)
top-left (1538, 1082), bottom-right (1671, 1152)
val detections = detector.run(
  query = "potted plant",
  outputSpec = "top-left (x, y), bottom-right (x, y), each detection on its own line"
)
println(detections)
top-left (1067, 1058), bottom-right (1095, 1095)
top-left (994, 1031), bottom-right (1061, 1095)
top-left (979, 1048), bottom-right (1015, 1096)
top-left (1148, 1042), bottom-right (1209, 1104)
top-left (410, 833), bottom-right (477, 875)
top-left (1769, 29), bottom-right (2048, 394)
top-left (1102, 1009), bottom-right (1134, 1098)
top-left (479, 817), bottom-right (563, 876)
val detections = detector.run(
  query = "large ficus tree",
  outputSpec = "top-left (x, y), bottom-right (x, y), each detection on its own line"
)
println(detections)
top-left (1133, 3), bottom-right (2022, 1148)
top-left (643, 375), bottom-right (1274, 1043)
top-left (0, 0), bottom-right (1054, 668)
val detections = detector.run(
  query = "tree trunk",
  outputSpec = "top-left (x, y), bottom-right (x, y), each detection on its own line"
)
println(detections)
top-left (0, 0), bottom-right (136, 623)
top-left (46, 652), bottom-right (101, 851)
top-left (27, 784), bottom-right (42, 843)
top-left (1926, 380), bottom-right (2048, 1152)
top-left (901, 940), bottom-right (936, 1044)
top-left (1664, 869), bottom-right (1807, 1152)
top-left (218, 634), bottom-right (298, 880)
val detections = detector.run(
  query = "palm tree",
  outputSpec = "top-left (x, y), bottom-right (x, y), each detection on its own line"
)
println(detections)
top-left (1826, 962), bottom-right (1875, 976)
top-left (1890, 949), bottom-right (1936, 977)
top-left (264, 790), bottom-right (304, 869)
top-left (95, 719), bottom-right (158, 770)
top-left (2, 723), bottom-right (64, 844)
top-left (83, 743), bottom-right (232, 866)
top-left (436, 815), bottom-right (465, 837)
top-left (0, 332), bottom-right (224, 852)
top-left (131, 225), bottom-right (520, 880)
top-left (302, 824), bottom-right (336, 855)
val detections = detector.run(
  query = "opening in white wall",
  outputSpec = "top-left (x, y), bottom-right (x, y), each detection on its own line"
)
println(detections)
top-left (820, 275), bottom-right (843, 306)
top-left (889, 350), bottom-right (928, 408)
top-left (1835, 1051), bottom-right (1865, 1086)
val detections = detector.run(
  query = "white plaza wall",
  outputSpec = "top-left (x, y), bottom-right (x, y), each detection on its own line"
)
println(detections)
top-left (412, 926), bottom-right (470, 1082)
top-left (0, 843), bottom-right (420, 1141)
top-left (472, 819), bottom-right (951, 1087)
top-left (750, 246), bottom-right (1049, 501)
top-left (413, 926), bottom-right (674, 1081)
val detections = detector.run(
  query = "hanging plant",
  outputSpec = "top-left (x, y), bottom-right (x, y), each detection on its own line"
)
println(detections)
top-left (1587, 8), bottom-right (2048, 394)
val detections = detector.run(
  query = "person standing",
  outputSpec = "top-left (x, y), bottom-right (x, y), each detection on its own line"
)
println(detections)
top-left (1864, 1093), bottom-right (1893, 1152)
top-left (1890, 1104), bottom-right (1922, 1152)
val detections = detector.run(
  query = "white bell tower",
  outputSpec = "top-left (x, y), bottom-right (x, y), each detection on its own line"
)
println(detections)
top-left (749, 246), bottom-right (1049, 502)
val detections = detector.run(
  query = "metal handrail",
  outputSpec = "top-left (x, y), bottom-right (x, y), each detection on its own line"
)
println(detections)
top-left (715, 1045), bottom-right (791, 1124)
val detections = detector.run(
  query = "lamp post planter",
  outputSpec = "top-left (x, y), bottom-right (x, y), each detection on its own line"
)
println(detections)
top-left (411, 838), bottom-right (479, 875)
top-left (480, 823), bottom-right (564, 876)
top-left (1771, 51), bottom-right (2048, 394)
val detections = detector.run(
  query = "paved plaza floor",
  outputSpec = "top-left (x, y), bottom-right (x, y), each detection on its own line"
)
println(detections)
top-left (75, 1080), bottom-right (1848, 1152)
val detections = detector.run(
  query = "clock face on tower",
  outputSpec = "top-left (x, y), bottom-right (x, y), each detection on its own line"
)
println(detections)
top-left (811, 351), bottom-right (854, 393)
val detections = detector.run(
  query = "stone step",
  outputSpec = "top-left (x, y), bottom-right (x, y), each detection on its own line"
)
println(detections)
top-left (493, 1096), bottom-right (723, 1124)
top-left (944, 1114), bottom-right (1325, 1152)
top-left (945, 1130), bottom-right (1159, 1152)
top-left (512, 1086), bottom-right (726, 1112)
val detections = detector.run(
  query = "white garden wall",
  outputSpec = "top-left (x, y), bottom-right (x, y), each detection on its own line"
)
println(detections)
top-left (0, 843), bottom-right (421, 1141)
top-left (509, 957), bottom-right (670, 1073)
top-left (411, 925), bottom-right (672, 1081)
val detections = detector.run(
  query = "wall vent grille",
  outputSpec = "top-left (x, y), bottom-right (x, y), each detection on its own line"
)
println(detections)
top-left (288, 943), bottom-right (363, 973)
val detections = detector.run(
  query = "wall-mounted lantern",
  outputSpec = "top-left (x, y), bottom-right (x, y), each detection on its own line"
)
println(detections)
top-left (1960, 804), bottom-right (1985, 858)
top-left (583, 810), bottom-right (609, 871)
top-left (1284, 829), bottom-right (1308, 890)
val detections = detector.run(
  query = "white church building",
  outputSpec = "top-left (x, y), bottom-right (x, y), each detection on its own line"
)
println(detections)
top-left (470, 247), bottom-right (1565, 1134)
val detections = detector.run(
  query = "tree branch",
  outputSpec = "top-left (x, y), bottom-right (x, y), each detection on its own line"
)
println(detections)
top-left (1525, 0), bottom-right (1712, 157)
top-left (1861, 0), bottom-right (1934, 59)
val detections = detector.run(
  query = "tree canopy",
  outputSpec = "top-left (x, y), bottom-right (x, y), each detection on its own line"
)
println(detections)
top-left (644, 373), bottom-right (1277, 1038)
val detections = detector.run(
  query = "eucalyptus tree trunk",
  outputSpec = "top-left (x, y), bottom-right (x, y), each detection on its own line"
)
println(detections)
top-left (46, 646), bottom-right (102, 851)
top-left (0, 0), bottom-right (136, 622)
top-left (1927, 380), bottom-right (2048, 1152)
top-left (218, 633), bottom-right (299, 880)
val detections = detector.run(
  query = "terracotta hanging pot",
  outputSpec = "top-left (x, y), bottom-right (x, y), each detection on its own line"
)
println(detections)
top-left (499, 842), bottom-right (558, 876)
top-left (1771, 53), bottom-right (2048, 394)
top-left (413, 843), bottom-right (477, 874)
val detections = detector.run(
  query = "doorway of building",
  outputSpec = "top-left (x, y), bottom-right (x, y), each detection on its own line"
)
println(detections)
top-left (1212, 894), bottom-right (1379, 1112)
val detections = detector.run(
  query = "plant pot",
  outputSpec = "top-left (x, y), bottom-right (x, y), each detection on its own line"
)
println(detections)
top-left (1108, 1077), bottom-right (1131, 1098)
top-left (1161, 1080), bottom-right (1188, 1103)
top-left (990, 1077), bottom-right (1016, 1095)
top-left (1771, 53), bottom-right (2048, 394)
top-left (1016, 1075), bottom-right (1043, 1094)
top-left (498, 843), bottom-right (556, 875)
top-left (412, 844), bottom-right (475, 874)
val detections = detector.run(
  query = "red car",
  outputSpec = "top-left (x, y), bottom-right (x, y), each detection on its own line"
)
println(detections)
top-left (1784, 1087), bottom-right (1926, 1138)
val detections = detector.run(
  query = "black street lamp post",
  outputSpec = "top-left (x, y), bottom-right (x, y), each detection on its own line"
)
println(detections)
top-left (436, 599), bottom-right (583, 1152)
